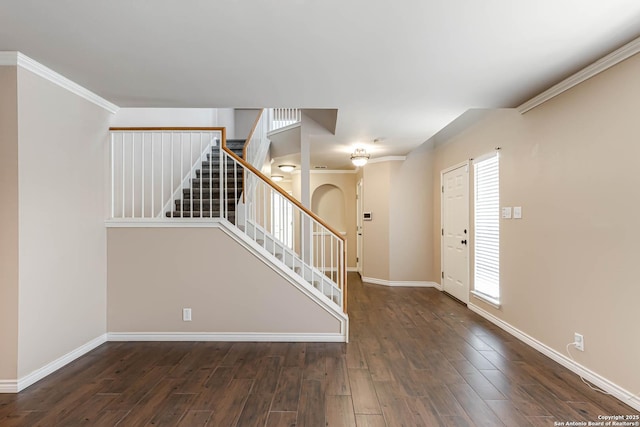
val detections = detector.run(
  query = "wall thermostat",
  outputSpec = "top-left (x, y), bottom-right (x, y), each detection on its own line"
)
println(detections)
top-left (363, 212), bottom-right (373, 221)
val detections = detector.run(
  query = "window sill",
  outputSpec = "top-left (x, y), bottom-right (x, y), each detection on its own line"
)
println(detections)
top-left (471, 291), bottom-right (501, 309)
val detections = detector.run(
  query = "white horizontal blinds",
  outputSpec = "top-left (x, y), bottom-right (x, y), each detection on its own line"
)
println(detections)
top-left (474, 154), bottom-right (500, 299)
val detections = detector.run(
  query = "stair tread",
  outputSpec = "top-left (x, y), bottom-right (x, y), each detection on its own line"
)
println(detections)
top-left (182, 190), bottom-right (241, 197)
top-left (191, 179), bottom-right (243, 187)
top-left (200, 163), bottom-right (244, 170)
top-left (225, 139), bottom-right (246, 147)
top-left (197, 168), bottom-right (243, 175)
top-left (196, 171), bottom-right (244, 178)
top-left (188, 177), bottom-right (243, 183)
top-left (203, 156), bottom-right (242, 162)
top-left (198, 168), bottom-right (243, 175)
top-left (199, 161), bottom-right (244, 167)
top-left (174, 199), bottom-right (236, 206)
top-left (208, 152), bottom-right (243, 159)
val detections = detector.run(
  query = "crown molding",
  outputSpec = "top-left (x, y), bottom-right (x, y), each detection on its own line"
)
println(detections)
top-left (291, 169), bottom-right (357, 175)
top-left (0, 51), bottom-right (119, 114)
top-left (368, 156), bottom-right (406, 164)
top-left (517, 37), bottom-right (640, 114)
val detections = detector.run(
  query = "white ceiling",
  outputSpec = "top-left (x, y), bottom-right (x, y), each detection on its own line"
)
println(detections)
top-left (2, 0), bottom-right (640, 168)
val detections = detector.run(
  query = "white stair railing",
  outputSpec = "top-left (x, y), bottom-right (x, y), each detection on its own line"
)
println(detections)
top-left (109, 128), bottom-right (223, 219)
top-left (268, 108), bottom-right (301, 131)
top-left (244, 110), bottom-right (270, 169)
top-left (109, 126), bottom-right (347, 312)
top-left (219, 142), bottom-right (347, 311)
top-left (240, 109), bottom-right (270, 227)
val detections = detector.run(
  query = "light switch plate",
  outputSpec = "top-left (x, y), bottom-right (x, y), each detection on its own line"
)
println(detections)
top-left (502, 207), bottom-right (512, 219)
top-left (513, 206), bottom-right (522, 219)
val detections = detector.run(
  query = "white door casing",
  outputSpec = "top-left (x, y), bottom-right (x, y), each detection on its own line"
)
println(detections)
top-left (356, 179), bottom-right (363, 274)
top-left (441, 163), bottom-right (470, 303)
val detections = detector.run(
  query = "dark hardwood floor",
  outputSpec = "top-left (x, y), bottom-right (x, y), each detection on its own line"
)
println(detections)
top-left (0, 273), bottom-right (637, 426)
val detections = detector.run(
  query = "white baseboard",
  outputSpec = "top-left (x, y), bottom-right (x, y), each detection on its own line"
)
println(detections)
top-left (347, 267), bottom-right (359, 272)
top-left (361, 276), bottom-right (441, 288)
top-left (1, 330), bottom-right (345, 393)
top-left (0, 380), bottom-right (18, 393)
top-left (107, 332), bottom-right (346, 343)
top-left (0, 334), bottom-right (108, 394)
top-left (468, 303), bottom-right (640, 411)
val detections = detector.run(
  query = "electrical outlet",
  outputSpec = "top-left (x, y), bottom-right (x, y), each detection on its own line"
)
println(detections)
top-left (574, 333), bottom-right (584, 351)
top-left (183, 308), bottom-right (192, 322)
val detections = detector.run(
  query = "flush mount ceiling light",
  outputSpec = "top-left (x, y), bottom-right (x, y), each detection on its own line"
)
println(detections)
top-left (350, 148), bottom-right (370, 167)
top-left (278, 164), bottom-right (295, 173)
top-left (271, 175), bottom-right (284, 182)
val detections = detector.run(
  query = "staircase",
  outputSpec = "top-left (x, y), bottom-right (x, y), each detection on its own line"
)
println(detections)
top-left (166, 139), bottom-right (245, 222)
top-left (110, 125), bottom-right (347, 317)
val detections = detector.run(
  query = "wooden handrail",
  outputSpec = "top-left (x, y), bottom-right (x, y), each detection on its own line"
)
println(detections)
top-left (109, 127), bottom-right (226, 131)
top-left (221, 141), bottom-right (345, 243)
top-left (227, 136), bottom-right (348, 309)
top-left (109, 126), bottom-right (347, 308)
top-left (233, 111), bottom-right (344, 243)
top-left (110, 127), bottom-right (343, 241)
top-left (236, 110), bottom-right (347, 310)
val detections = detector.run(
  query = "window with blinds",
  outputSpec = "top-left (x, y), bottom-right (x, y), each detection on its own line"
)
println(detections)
top-left (474, 154), bottom-right (500, 301)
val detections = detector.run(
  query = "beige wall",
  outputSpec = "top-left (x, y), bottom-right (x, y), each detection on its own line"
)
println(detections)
top-left (234, 109), bottom-right (261, 139)
top-left (16, 68), bottom-right (111, 378)
top-left (389, 146), bottom-right (435, 281)
top-left (362, 161), bottom-right (400, 280)
top-left (312, 185), bottom-right (346, 230)
top-left (432, 55), bottom-right (640, 395)
top-left (0, 67), bottom-right (19, 381)
top-left (276, 180), bottom-right (293, 194)
top-left (310, 173), bottom-right (357, 268)
top-left (107, 227), bottom-right (341, 334)
top-left (292, 172), bottom-right (357, 268)
top-left (362, 156), bottom-right (435, 283)
top-left (110, 108), bottom-right (233, 129)
top-left (432, 110), bottom-right (522, 284)
top-left (291, 171), bottom-right (301, 200)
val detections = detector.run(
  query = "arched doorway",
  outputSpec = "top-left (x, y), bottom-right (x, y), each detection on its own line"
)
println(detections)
top-left (311, 184), bottom-right (346, 232)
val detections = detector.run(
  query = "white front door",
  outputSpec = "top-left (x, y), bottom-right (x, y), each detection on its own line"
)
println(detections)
top-left (356, 179), bottom-right (363, 274)
top-left (442, 163), bottom-right (469, 303)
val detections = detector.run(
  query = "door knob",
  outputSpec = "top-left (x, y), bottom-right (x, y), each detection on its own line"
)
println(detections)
top-left (461, 239), bottom-right (467, 245)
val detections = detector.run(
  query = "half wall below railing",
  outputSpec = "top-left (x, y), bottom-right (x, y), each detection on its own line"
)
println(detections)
top-left (221, 144), bottom-right (346, 310)
top-left (108, 127), bottom-right (347, 313)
